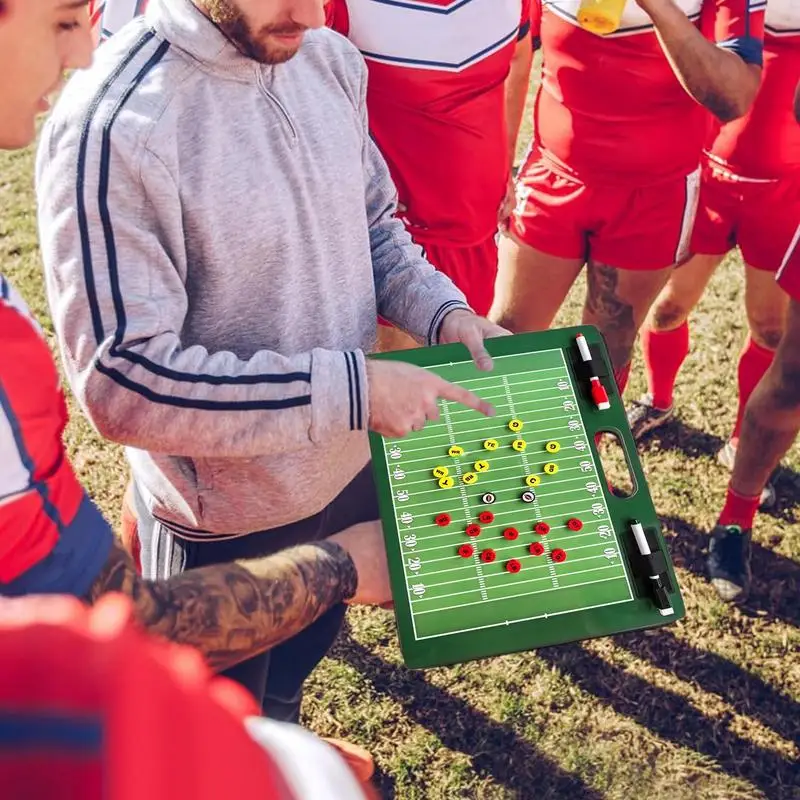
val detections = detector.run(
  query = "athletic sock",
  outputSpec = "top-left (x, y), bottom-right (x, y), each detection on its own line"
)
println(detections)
top-left (718, 486), bottom-right (760, 530)
top-left (731, 336), bottom-right (775, 445)
top-left (614, 362), bottom-right (632, 395)
top-left (641, 322), bottom-right (690, 410)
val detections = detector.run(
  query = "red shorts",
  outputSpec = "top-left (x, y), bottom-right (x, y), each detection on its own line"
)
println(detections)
top-left (379, 234), bottom-right (498, 325)
top-left (510, 148), bottom-right (701, 270)
top-left (692, 158), bottom-right (800, 274)
top-left (777, 230), bottom-right (800, 302)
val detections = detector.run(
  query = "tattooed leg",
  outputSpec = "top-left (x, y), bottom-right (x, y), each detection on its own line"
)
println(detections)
top-left (584, 260), bottom-right (674, 378)
top-left (729, 299), bottom-right (800, 498)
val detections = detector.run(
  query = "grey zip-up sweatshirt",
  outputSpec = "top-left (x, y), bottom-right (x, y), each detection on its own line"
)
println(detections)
top-left (36, 0), bottom-right (470, 538)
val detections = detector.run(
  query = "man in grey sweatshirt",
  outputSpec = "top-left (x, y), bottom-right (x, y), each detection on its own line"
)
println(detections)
top-left (36, 0), bottom-right (504, 719)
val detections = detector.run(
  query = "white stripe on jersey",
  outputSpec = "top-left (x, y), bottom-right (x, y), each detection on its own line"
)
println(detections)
top-left (94, 0), bottom-right (146, 41)
top-left (0, 278), bottom-right (42, 505)
top-left (1, 277), bottom-right (43, 336)
top-left (345, 0), bottom-right (522, 72)
top-left (766, 0), bottom-right (800, 35)
top-left (244, 718), bottom-right (367, 799)
top-left (0, 406), bottom-right (33, 506)
top-left (545, 0), bottom-right (704, 37)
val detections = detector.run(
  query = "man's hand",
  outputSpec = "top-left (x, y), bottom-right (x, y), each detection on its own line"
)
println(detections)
top-left (329, 521), bottom-right (392, 607)
top-left (498, 176), bottom-right (516, 229)
top-left (367, 359), bottom-right (495, 438)
top-left (438, 309), bottom-right (510, 372)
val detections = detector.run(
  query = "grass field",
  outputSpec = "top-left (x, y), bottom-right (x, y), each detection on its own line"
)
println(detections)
top-left (1, 67), bottom-right (798, 799)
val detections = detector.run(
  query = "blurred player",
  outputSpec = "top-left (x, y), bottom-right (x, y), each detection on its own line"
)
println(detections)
top-left (0, 593), bottom-right (375, 799)
top-left (706, 66), bottom-right (800, 603)
top-left (492, 0), bottom-right (765, 393)
top-left (628, 0), bottom-right (800, 512)
top-left (326, 0), bottom-right (535, 339)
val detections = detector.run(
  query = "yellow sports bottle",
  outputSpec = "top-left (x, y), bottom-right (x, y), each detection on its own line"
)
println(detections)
top-left (577, 0), bottom-right (628, 35)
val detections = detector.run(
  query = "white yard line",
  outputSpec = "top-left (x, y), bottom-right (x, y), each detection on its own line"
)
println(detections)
top-left (420, 538), bottom-right (621, 566)
top-left (401, 517), bottom-right (612, 556)
top-left (400, 405), bottom-right (576, 446)
top-left (446, 382), bottom-right (573, 414)
top-left (411, 562), bottom-right (623, 605)
top-left (414, 596), bottom-right (633, 640)
top-left (407, 550), bottom-right (623, 587)
top-left (442, 400), bottom-right (488, 602)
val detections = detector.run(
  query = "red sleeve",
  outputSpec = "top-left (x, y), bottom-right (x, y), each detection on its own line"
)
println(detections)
top-left (700, 0), bottom-right (765, 66)
top-left (0, 593), bottom-right (371, 800)
top-left (325, 0), bottom-right (350, 36)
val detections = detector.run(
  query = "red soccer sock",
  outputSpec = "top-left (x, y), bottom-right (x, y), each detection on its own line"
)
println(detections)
top-left (613, 362), bottom-right (631, 395)
top-left (641, 322), bottom-right (690, 410)
top-left (731, 336), bottom-right (775, 445)
top-left (718, 486), bottom-right (760, 530)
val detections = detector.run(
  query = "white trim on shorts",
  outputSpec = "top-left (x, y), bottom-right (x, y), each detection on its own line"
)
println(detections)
top-left (776, 223), bottom-right (800, 282)
top-left (673, 166), bottom-right (702, 265)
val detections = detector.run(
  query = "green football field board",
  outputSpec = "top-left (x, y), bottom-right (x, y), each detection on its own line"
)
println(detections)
top-left (368, 325), bottom-right (685, 669)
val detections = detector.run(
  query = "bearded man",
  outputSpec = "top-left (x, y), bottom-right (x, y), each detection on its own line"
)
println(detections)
top-left (36, 0), bottom-right (502, 720)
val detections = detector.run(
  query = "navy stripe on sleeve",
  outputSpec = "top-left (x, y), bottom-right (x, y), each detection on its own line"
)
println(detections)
top-left (0, 713), bottom-right (103, 752)
top-left (76, 30), bottom-right (156, 345)
top-left (717, 35), bottom-right (764, 67)
top-left (427, 300), bottom-right (467, 345)
top-left (344, 352), bottom-right (356, 430)
top-left (76, 35), bottom-right (313, 405)
top-left (347, 351), bottom-right (363, 429)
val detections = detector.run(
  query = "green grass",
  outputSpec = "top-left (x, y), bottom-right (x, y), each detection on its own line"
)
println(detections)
top-left (2, 67), bottom-right (798, 799)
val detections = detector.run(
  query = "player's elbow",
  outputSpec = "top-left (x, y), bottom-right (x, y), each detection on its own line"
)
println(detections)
top-left (82, 372), bottom-right (159, 449)
top-left (707, 65), bottom-right (760, 123)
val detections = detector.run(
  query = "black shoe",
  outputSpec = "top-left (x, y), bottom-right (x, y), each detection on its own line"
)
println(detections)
top-left (626, 394), bottom-right (675, 440)
top-left (707, 525), bottom-right (752, 603)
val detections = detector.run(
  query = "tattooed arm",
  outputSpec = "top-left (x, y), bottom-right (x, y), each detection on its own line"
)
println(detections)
top-left (635, 0), bottom-right (761, 122)
top-left (83, 536), bottom-right (362, 673)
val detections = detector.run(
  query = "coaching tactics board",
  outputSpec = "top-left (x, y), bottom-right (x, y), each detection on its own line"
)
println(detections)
top-left (368, 326), bottom-right (684, 669)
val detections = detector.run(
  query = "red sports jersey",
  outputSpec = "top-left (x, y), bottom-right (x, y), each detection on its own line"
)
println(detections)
top-left (708, 0), bottom-right (800, 179)
top-left (0, 276), bottom-right (111, 596)
top-left (327, 0), bottom-right (532, 247)
top-left (0, 593), bottom-right (368, 800)
top-left (530, 0), bottom-right (765, 185)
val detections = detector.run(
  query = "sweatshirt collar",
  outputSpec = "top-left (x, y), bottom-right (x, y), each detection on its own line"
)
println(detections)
top-left (147, 0), bottom-right (263, 80)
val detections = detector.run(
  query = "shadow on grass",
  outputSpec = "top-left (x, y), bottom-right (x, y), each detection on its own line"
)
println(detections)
top-left (538, 643), bottom-right (797, 800)
top-left (639, 418), bottom-right (800, 524)
top-left (614, 628), bottom-right (800, 745)
top-left (331, 637), bottom-right (604, 800)
top-left (661, 514), bottom-right (800, 628)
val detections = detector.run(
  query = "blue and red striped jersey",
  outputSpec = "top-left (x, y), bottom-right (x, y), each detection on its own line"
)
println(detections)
top-left (0, 276), bottom-right (112, 596)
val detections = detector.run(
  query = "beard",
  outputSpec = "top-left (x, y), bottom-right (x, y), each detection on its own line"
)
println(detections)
top-left (202, 0), bottom-right (307, 64)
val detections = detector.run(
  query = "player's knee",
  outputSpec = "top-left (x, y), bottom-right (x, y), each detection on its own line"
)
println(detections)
top-left (750, 322), bottom-right (783, 352)
top-left (650, 299), bottom-right (690, 332)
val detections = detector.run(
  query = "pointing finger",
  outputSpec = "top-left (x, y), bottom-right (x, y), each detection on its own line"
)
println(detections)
top-left (459, 321), bottom-right (494, 372)
top-left (436, 379), bottom-right (495, 417)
